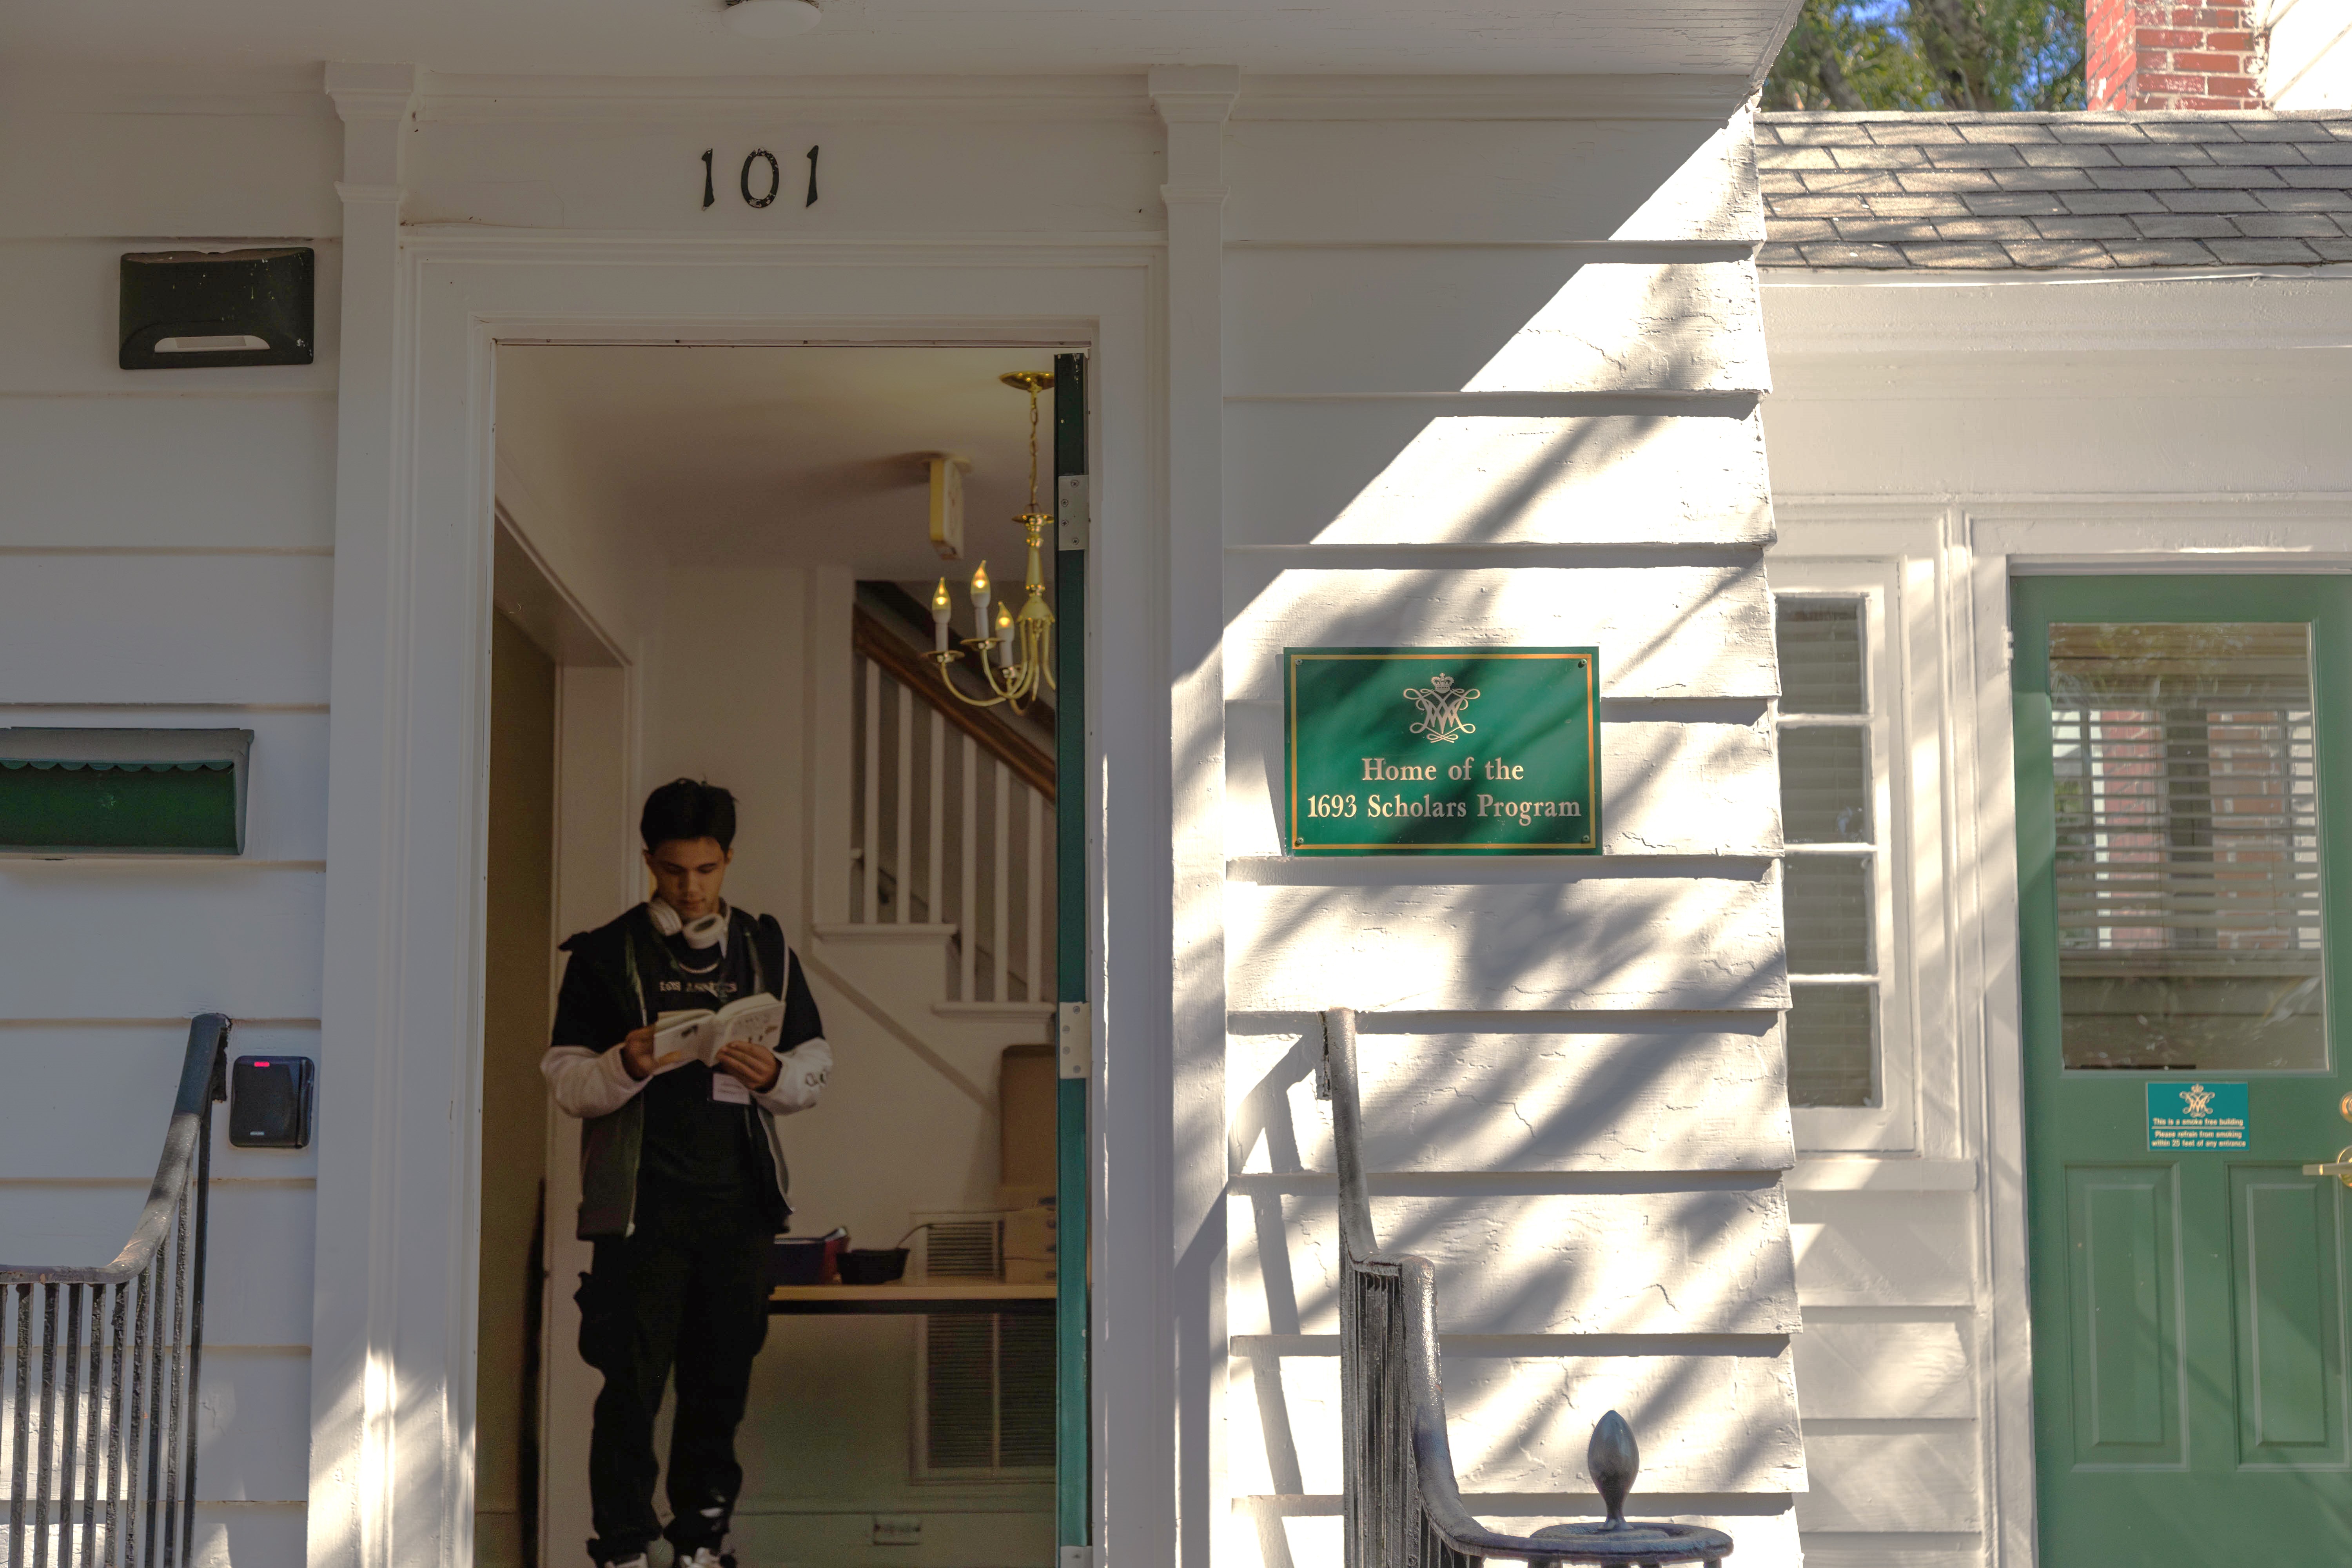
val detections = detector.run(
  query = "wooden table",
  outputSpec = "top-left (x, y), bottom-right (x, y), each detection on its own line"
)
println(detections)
top-left (768, 1281), bottom-right (1055, 1316)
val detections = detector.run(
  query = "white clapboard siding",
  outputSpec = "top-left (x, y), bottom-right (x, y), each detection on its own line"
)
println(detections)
top-left (1226, 871), bottom-right (1787, 1014)
top-left (0, 395), bottom-right (336, 549)
top-left (1223, 564), bottom-right (1775, 703)
top-left (0, 707), bottom-right (330, 862)
top-left (1223, 115), bottom-right (1761, 246)
top-left (1226, 1026), bottom-right (1792, 1176)
top-left (0, 865), bottom-right (324, 1018)
top-left (1791, 1319), bottom-right (1974, 1421)
top-left (0, 1181), bottom-right (316, 1348)
top-left (0, 554), bottom-right (332, 705)
top-left (1223, 406), bottom-right (1773, 549)
top-left (405, 115), bottom-right (1165, 235)
top-left (0, 96), bottom-right (341, 240)
top-left (1230, 1190), bottom-right (1800, 1337)
top-left (0, 240), bottom-right (340, 396)
top-left (0, 1024), bottom-right (321, 1181)
top-left (1225, 256), bottom-right (1766, 398)
top-left (1793, 1432), bottom-right (1982, 1533)
top-left (1225, 701), bottom-right (1778, 858)
top-left (1789, 1194), bottom-right (1978, 1308)
top-left (1231, 1347), bottom-right (1803, 1495)
top-left (188, 1348), bottom-right (312, 1501)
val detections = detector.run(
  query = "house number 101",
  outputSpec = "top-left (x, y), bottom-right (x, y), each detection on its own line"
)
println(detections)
top-left (702, 147), bottom-right (820, 210)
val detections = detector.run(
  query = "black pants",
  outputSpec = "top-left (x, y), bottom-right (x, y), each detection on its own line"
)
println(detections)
top-left (577, 1191), bottom-right (771, 1564)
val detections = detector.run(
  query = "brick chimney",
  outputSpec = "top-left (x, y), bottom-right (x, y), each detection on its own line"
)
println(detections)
top-left (2088, 2), bottom-right (2267, 110)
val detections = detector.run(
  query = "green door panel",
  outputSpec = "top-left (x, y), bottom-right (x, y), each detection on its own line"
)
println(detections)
top-left (2065, 1165), bottom-right (2181, 1463)
top-left (2230, 1167), bottom-right (2343, 1464)
top-left (2017, 576), bottom-right (2352, 1566)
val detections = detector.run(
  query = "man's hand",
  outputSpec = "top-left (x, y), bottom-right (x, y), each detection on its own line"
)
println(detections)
top-left (619, 1027), bottom-right (685, 1082)
top-left (715, 1038), bottom-right (783, 1094)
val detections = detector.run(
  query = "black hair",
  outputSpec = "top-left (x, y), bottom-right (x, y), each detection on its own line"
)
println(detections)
top-left (640, 778), bottom-right (738, 853)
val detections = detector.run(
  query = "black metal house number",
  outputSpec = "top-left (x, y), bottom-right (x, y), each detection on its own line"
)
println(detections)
top-left (702, 147), bottom-right (820, 210)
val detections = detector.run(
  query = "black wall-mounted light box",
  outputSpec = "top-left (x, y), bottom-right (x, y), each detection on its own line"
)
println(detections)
top-left (229, 1056), bottom-right (314, 1149)
top-left (119, 247), bottom-right (314, 370)
top-left (0, 728), bottom-right (253, 855)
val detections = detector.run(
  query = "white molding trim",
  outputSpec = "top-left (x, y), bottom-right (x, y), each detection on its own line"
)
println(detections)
top-left (1231, 72), bottom-right (1751, 121)
top-left (1151, 66), bottom-right (1233, 1568)
top-left (404, 70), bottom-right (1752, 127)
top-left (417, 71), bottom-right (1154, 125)
top-left (1786, 1158), bottom-right (1978, 1192)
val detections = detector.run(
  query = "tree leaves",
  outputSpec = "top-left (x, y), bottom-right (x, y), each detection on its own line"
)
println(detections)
top-left (1763, 0), bottom-right (2088, 112)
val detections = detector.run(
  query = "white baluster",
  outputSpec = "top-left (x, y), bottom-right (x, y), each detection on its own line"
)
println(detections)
top-left (993, 759), bottom-right (1010, 1005)
top-left (927, 708), bottom-right (945, 932)
top-left (960, 732), bottom-right (978, 1003)
top-left (894, 675), bottom-right (913, 923)
top-left (1025, 786), bottom-right (1043, 1002)
top-left (861, 656), bottom-right (880, 922)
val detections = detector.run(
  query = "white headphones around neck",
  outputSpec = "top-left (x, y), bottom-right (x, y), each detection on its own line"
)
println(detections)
top-left (648, 897), bottom-right (728, 951)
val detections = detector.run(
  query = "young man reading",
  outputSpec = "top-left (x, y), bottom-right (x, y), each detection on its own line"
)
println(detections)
top-left (543, 779), bottom-right (832, 1568)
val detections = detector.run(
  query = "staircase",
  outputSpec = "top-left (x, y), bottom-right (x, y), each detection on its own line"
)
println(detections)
top-left (842, 597), bottom-right (1055, 1007)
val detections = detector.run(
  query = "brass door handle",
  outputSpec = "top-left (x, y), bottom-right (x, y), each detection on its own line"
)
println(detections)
top-left (2305, 1146), bottom-right (2352, 1186)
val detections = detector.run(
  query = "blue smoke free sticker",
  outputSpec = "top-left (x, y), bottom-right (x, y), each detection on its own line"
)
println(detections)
top-left (2147, 1081), bottom-right (2249, 1151)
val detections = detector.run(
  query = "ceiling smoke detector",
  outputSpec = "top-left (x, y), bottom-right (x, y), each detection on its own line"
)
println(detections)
top-left (724, 0), bottom-right (821, 38)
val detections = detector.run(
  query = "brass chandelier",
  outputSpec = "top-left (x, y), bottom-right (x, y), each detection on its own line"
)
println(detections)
top-left (928, 370), bottom-right (1056, 714)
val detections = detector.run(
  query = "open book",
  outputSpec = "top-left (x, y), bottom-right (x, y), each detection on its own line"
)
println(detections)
top-left (650, 992), bottom-right (788, 1070)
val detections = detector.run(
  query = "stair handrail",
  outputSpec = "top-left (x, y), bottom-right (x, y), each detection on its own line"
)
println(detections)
top-left (4, 1012), bottom-right (229, 1568)
top-left (1321, 1007), bottom-right (1732, 1568)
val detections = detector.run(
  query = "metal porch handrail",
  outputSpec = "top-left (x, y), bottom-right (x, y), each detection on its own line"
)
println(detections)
top-left (3, 1014), bottom-right (229, 1568)
top-left (1322, 1007), bottom-right (1731, 1568)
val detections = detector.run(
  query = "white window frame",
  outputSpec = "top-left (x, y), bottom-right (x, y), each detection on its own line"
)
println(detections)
top-left (1772, 563), bottom-right (1920, 1152)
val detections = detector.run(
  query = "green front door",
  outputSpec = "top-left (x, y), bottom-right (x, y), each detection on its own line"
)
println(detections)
top-left (2016, 576), bottom-right (2352, 1564)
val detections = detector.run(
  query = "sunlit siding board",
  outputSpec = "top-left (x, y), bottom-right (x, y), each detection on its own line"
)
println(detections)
top-left (1226, 1024), bottom-right (1791, 1177)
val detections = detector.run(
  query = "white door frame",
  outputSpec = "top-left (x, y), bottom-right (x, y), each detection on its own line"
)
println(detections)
top-left (309, 233), bottom-right (1167, 1568)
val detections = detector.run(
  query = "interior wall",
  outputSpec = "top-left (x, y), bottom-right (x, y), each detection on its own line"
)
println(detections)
top-left (480, 609), bottom-right (561, 1568)
top-left (0, 68), bottom-right (342, 1568)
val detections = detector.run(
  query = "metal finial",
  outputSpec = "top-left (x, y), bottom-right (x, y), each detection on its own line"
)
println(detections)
top-left (1587, 1410), bottom-right (1640, 1530)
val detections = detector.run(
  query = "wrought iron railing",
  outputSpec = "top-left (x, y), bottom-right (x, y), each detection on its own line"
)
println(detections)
top-left (1321, 1007), bottom-right (1732, 1568)
top-left (2, 1014), bottom-right (228, 1568)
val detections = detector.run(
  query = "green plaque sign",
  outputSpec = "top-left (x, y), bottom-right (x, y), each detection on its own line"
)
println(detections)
top-left (1284, 646), bottom-right (1600, 856)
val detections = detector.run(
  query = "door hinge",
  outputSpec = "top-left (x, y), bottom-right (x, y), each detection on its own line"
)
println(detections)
top-left (1057, 474), bottom-right (1090, 551)
top-left (1059, 1548), bottom-right (1092, 1568)
top-left (2004, 625), bottom-right (2015, 670)
top-left (1057, 1000), bottom-right (1091, 1080)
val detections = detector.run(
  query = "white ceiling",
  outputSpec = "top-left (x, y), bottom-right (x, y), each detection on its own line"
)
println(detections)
top-left (0, 0), bottom-right (1795, 80)
top-left (498, 344), bottom-right (1069, 588)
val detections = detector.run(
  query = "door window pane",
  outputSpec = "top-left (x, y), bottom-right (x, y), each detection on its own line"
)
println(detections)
top-left (1786, 857), bottom-right (1873, 975)
top-left (2049, 622), bottom-right (2326, 1071)
top-left (1779, 599), bottom-right (1865, 714)
top-left (1780, 728), bottom-right (1872, 843)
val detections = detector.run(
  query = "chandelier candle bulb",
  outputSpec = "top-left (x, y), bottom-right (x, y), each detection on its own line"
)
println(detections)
top-left (930, 579), bottom-right (951, 652)
top-left (970, 562), bottom-right (991, 638)
top-left (996, 602), bottom-right (1015, 666)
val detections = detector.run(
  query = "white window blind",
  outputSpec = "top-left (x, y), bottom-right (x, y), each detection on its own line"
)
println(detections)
top-left (2049, 621), bottom-right (2326, 1071)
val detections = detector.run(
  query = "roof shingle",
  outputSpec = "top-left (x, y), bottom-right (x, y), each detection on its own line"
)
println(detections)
top-left (1759, 111), bottom-right (2352, 270)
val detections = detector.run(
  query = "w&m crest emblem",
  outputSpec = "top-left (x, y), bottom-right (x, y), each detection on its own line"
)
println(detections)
top-left (1402, 673), bottom-right (1480, 744)
top-left (2182, 1083), bottom-right (2216, 1118)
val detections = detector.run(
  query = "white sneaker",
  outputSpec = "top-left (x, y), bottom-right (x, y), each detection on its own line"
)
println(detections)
top-left (682, 1552), bottom-right (726, 1568)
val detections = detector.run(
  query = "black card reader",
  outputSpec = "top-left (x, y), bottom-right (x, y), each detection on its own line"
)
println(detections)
top-left (229, 1055), bottom-right (314, 1149)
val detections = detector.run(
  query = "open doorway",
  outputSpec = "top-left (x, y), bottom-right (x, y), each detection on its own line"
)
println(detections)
top-left (476, 345), bottom-right (1079, 1568)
